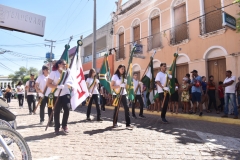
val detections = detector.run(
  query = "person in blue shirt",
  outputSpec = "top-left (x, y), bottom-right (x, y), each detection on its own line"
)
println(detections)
top-left (189, 70), bottom-right (203, 116)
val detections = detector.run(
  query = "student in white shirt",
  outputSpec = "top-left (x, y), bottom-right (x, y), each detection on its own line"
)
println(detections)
top-left (86, 68), bottom-right (102, 121)
top-left (155, 63), bottom-right (172, 123)
top-left (222, 70), bottom-right (238, 119)
top-left (16, 81), bottom-right (24, 107)
top-left (35, 65), bottom-right (53, 125)
top-left (46, 59), bottom-right (70, 135)
top-left (111, 64), bottom-right (133, 129)
top-left (132, 73), bottom-right (146, 119)
top-left (25, 73), bottom-right (37, 115)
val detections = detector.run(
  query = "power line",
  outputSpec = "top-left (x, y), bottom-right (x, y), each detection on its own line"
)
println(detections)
top-left (0, 62), bottom-right (15, 73)
top-left (0, 54), bottom-right (22, 67)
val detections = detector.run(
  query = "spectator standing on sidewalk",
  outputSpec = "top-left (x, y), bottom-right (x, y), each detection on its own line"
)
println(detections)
top-left (206, 76), bottom-right (218, 114)
top-left (25, 74), bottom-right (37, 115)
top-left (236, 77), bottom-right (240, 109)
top-left (201, 76), bottom-right (208, 107)
top-left (5, 85), bottom-right (12, 103)
top-left (189, 70), bottom-right (203, 116)
top-left (16, 81), bottom-right (24, 108)
top-left (222, 70), bottom-right (238, 119)
top-left (181, 77), bottom-right (190, 113)
top-left (218, 81), bottom-right (224, 112)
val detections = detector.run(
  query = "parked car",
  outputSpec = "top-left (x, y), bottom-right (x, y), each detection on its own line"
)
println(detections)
top-left (0, 90), bottom-right (3, 98)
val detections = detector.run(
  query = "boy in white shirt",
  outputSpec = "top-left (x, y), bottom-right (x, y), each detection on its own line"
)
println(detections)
top-left (155, 63), bottom-right (172, 123)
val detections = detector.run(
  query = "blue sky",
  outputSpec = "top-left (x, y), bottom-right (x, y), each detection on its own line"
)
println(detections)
top-left (0, 0), bottom-right (128, 76)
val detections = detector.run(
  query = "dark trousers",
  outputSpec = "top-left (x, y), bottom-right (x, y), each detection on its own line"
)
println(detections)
top-left (159, 92), bottom-right (169, 119)
top-left (40, 96), bottom-right (53, 122)
top-left (27, 95), bottom-right (36, 113)
top-left (6, 92), bottom-right (12, 103)
top-left (54, 95), bottom-right (70, 130)
top-left (218, 98), bottom-right (224, 111)
top-left (132, 95), bottom-right (144, 116)
top-left (17, 94), bottom-right (24, 106)
top-left (113, 95), bottom-right (131, 126)
top-left (87, 94), bottom-right (101, 118)
top-left (100, 95), bottom-right (106, 111)
top-left (207, 90), bottom-right (217, 111)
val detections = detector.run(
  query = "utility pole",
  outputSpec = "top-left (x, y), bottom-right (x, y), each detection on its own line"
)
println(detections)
top-left (44, 39), bottom-right (56, 71)
top-left (92, 0), bottom-right (97, 69)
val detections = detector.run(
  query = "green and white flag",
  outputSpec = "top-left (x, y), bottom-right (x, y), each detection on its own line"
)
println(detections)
top-left (99, 54), bottom-right (112, 94)
top-left (168, 53), bottom-right (178, 94)
top-left (127, 63), bottom-right (134, 101)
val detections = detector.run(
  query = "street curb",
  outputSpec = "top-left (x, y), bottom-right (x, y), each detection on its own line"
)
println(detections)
top-left (103, 105), bottom-right (240, 126)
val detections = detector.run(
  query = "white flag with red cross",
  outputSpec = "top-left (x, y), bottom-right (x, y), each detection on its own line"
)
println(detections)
top-left (66, 47), bottom-right (89, 110)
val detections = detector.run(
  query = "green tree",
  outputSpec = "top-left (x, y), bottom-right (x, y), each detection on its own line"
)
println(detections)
top-left (8, 66), bottom-right (39, 84)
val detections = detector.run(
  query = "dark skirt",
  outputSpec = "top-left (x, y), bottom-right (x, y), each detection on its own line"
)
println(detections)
top-left (170, 91), bottom-right (179, 102)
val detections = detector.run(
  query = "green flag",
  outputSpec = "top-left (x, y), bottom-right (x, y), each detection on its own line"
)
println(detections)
top-left (99, 54), bottom-right (112, 94)
top-left (60, 44), bottom-right (70, 68)
top-left (127, 63), bottom-right (134, 101)
top-left (168, 53), bottom-right (178, 94)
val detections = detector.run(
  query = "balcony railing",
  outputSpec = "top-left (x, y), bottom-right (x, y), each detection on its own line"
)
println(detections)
top-left (199, 11), bottom-right (223, 35)
top-left (115, 47), bottom-right (125, 61)
top-left (83, 49), bottom-right (107, 63)
top-left (129, 41), bottom-right (143, 53)
top-left (170, 23), bottom-right (189, 45)
top-left (147, 32), bottom-right (163, 51)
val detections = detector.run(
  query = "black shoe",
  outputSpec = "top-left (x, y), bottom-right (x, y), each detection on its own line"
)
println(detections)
top-left (161, 118), bottom-right (169, 123)
top-left (29, 112), bottom-right (32, 115)
top-left (126, 125), bottom-right (135, 130)
top-left (86, 117), bottom-right (91, 121)
top-left (139, 115), bottom-right (146, 119)
top-left (132, 115), bottom-right (137, 119)
top-left (221, 114), bottom-right (228, 118)
top-left (97, 118), bottom-right (103, 121)
top-left (199, 112), bottom-right (203, 116)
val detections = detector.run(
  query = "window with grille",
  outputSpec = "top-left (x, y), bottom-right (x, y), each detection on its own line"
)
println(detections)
top-left (204, 0), bottom-right (222, 33)
top-left (151, 16), bottom-right (161, 49)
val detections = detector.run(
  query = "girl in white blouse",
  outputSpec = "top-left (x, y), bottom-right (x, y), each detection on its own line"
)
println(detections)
top-left (111, 64), bottom-right (133, 129)
top-left (86, 68), bottom-right (102, 121)
top-left (46, 59), bottom-right (70, 135)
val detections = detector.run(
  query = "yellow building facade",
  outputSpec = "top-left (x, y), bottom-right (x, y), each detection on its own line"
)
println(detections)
top-left (111, 0), bottom-right (240, 85)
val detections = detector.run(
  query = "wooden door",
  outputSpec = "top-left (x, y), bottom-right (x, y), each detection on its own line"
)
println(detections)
top-left (208, 58), bottom-right (226, 86)
top-left (119, 33), bottom-right (124, 59)
top-left (151, 16), bottom-right (161, 49)
top-left (208, 58), bottom-right (226, 104)
top-left (204, 0), bottom-right (222, 33)
top-left (176, 64), bottom-right (189, 84)
top-left (133, 25), bottom-right (140, 44)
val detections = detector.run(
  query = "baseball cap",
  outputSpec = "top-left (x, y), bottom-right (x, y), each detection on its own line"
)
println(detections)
top-left (30, 73), bottom-right (35, 76)
top-left (42, 65), bottom-right (49, 70)
top-left (190, 70), bottom-right (198, 73)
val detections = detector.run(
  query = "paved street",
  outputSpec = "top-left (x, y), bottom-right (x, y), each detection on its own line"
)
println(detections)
top-left (9, 99), bottom-right (240, 160)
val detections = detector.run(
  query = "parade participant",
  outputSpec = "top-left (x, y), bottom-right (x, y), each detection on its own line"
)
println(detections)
top-left (25, 74), bottom-right (37, 115)
top-left (35, 66), bottom-right (53, 125)
top-left (111, 64), bottom-right (133, 128)
top-left (132, 73), bottom-right (146, 119)
top-left (16, 81), bottom-right (24, 108)
top-left (100, 85), bottom-right (107, 112)
top-left (46, 59), bottom-right (71, 134)
top-left (5, 85), bottom-right (12, 103)
top-left (155, 63), bottom-right (172, 123)
top-left (86, 68), bottom-right (102, 121)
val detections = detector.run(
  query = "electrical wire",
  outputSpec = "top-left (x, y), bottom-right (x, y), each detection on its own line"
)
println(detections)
top-left (0, 55), bottom-right (22, 67)
top-left (0, 62), bottom-right (14, 72)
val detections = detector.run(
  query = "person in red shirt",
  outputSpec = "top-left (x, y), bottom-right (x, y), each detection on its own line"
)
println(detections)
top-left (218, 81), bottom-right (224, 112)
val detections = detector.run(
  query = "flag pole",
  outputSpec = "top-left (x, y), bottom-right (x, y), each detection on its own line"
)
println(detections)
top-left (140, 50), bottom-right (156, 81)
top-left (113, 43), bottom-right (136, 127)
top-left (34, 36), bottom-right (73, 113)
top-left (45, 36), bottom-right (81, 131)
